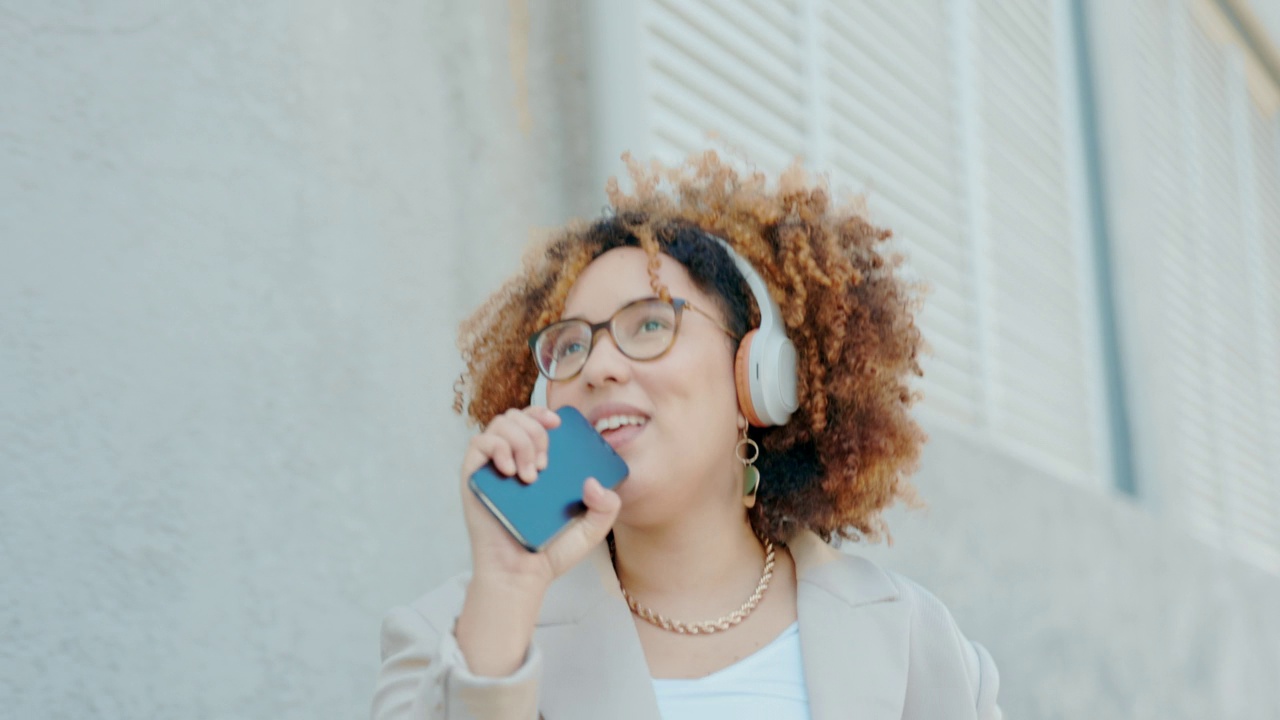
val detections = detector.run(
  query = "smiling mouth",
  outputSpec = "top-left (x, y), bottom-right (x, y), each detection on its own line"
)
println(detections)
top-left (594, 415), bottom-right (648, 449)
top-left (593, 415), bottom-right (648, 433)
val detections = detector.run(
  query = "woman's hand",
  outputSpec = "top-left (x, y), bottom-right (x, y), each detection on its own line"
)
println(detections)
top-left (454, 405), bottom-right (622, 676)
top-left (460, 405), bottom-right (623, 585)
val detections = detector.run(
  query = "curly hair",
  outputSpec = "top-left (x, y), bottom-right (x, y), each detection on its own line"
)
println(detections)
top-left (455, 151), bottom-right (926, 544)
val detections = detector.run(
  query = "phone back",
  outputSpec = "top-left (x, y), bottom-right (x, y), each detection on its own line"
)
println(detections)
top-left (468, 406), bottom-right (629, 551)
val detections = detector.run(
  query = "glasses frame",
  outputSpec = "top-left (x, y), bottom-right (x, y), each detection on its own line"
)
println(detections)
top-left (527, 296), bottom-right (735, 381)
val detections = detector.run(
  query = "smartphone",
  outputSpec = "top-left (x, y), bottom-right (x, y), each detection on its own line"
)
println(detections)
top-left (468, 406), bottom-right (629, 552)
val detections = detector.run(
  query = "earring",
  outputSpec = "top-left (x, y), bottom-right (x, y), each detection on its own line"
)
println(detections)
top-left (736, 426), bottom-right (761, 509)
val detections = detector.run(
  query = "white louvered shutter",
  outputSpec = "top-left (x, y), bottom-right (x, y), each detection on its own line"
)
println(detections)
top-left (587, 0), bottom-right (1108, 487)
top-left (1181, 3), bottom-right (1244, 547)
top-left (1094, 0), bottom-right (1280, 571)
top-left (1238, 70), bottom-right (1280, 568)
top-left (1175, 3), bottom-right (1280, 569)
top-left (816, 1), bottom-right (981, 427)
top-left (965, 0), bottom-right (1101, 482)
top-left (641, 0), bottom-right (809, 173)
top-left (1099, 0), bottom-right (1200, 512)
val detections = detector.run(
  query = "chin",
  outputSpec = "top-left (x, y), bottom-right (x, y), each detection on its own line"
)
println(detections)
top-left (614, 469), bottom-right (648, 502)
top-left (612, 469), bottom-right (660, 514)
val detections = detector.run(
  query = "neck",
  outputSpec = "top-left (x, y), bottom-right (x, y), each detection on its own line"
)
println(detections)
top-left (610, 507), bottom-right (765, 616)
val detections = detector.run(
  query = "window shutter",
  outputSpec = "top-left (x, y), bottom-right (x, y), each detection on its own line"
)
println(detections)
top-left (1173, 2), bottom-right (1280, 569)
top-left (641, 0), bottom-right (809, 171)
top-left (1087, 0), bottom-right (1200, 510)
top-left (588, 0), bottom-right (1108, 487)
top-left (1251, 109), bottom-right (1280, 552)
top-left (965, 0), bottom-right (1101, 481)
top-left (1237, 72), bottom-right (1280, 568)
top-left (1176, 2), bottom-right (1244, 547)
top-left (1095, 0), bottom-right (1280, 571)
top-left (815, 0), bottom-right (981, 425)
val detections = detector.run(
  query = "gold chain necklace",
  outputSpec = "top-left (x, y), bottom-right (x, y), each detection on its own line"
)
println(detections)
top-left (608, 535), bottom-right (776, 635)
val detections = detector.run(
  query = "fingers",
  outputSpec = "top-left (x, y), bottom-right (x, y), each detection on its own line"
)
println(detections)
top-left (543, 478), bottom-right (621, 576)
top-left (581, 477), bottom-right (622, 516)
top-left (495, 409), bottom-right (549, 482)
top-left (461, 406), bottom-right (562, 485)
top-left (569, 478), bottom-right (623, 552)
top-left (510, 410), bottom-right (554, 476)
top-left (464, 434), bottom-right (517, 478)
top-left (527, 405), bottom-right (562, 430)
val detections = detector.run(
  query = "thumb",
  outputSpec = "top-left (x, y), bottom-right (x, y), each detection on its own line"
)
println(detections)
top-left (543, 478), bottom-right (621, 576)
top-left (579, 477), bottom-right (622, 533)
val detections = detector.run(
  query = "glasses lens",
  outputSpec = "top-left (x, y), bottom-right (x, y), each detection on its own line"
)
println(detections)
top-left (615, 299), bottom-right (678, 360)
top-left (535, 322), bottom-right (591, 380)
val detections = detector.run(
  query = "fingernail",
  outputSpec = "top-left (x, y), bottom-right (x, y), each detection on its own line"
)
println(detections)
top-left (537, 453), bottom-right (548, 470)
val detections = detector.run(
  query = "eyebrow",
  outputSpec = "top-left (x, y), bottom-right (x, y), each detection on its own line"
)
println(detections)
top-left (559, 295), bottom-right (659, 323)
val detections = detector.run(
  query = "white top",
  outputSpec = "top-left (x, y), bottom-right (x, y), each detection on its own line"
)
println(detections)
top-left (651, 622), bottom-right (811, 720)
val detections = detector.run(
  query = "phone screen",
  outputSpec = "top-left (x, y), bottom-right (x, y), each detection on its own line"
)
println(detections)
top-left (468, 406), bottom-right (629, 552)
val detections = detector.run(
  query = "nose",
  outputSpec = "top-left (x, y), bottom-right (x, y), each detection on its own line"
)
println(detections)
top-left (578, 327), bottom-right (632, 389)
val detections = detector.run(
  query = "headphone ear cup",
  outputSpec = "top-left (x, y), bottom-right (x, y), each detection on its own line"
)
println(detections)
top-left (735, 330), bottom-right (764, 427)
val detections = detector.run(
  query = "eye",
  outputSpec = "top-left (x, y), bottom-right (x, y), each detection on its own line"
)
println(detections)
top-left (639, 318), bottom-right (666, 333)
top-left (554, 338), bottom-right (587, 359)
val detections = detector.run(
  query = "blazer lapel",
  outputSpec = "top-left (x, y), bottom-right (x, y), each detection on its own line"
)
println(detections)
top-left (791, 531), bottom-right (910, 720)
top-left (532, 531), bottom-right (910, 720)
top-left (534, 542), bottom-right (661, 720)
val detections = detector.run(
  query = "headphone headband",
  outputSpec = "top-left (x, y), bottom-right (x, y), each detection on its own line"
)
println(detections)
top-left (704, 234), bottom-right (798, 426)
top-left (705, 237), bottom-right (781, 340)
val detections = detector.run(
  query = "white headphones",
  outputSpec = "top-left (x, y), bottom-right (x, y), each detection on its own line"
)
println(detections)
top-left (531, 233), bottom-right (798, 427)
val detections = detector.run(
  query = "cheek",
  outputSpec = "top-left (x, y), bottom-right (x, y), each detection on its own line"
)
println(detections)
top-left (688, 345), bottom-right (740, 407)
top-left (650, 348), bottom-right (741, 429)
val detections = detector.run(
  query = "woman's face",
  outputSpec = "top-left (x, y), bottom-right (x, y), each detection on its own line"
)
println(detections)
top-left (545, 247), bottom-right (744, 527)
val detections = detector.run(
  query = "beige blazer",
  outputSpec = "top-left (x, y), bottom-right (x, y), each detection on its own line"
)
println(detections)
top-left (372, 530), bottom-right (1002, 720)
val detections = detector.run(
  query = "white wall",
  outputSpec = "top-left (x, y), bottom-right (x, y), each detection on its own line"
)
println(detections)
top-left (0, 1), bottom-right (588, 717)
top-left (865, 421), bottom-right (1280, 719)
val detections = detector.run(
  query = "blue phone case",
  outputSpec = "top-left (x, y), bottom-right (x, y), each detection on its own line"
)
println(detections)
top-left (468, 406), bottom-right (630, 552)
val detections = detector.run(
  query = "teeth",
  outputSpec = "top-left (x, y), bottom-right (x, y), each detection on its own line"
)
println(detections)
top-left (594, 415), bottom-right (647, 432)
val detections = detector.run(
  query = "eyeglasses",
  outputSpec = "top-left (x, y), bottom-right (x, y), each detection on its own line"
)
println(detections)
top-left (528, 297), bottom-right (734, 381)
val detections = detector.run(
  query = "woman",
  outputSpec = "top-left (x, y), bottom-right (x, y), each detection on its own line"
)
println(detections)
top-left (372, 153), bottom-right (1002, 720)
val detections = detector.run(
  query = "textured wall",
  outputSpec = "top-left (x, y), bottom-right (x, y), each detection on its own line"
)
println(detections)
top-left (864, 421), bottom-right (1280, 720)
top-left (0, 1), bottom-right (588, 717)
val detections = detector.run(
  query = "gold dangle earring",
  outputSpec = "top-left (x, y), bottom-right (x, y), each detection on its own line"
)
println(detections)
top-left (736, 425), bottom-right (761, 508)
